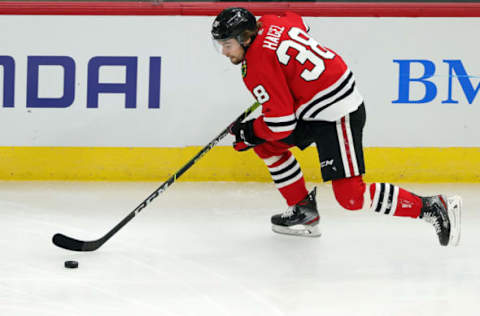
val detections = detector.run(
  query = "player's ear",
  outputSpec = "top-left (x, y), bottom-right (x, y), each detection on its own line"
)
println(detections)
top-left (244, 38), bottom-right (252, 46)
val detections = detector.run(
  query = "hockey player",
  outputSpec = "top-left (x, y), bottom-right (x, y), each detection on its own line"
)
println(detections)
top-left (211, 7), bottom-right (461, 246)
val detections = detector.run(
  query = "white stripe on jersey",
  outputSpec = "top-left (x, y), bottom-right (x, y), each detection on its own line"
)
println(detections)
top-left (296, 69), bottom-right (363, 122)
top-left (296, 70), bottom-right (352, 116)
top-left (264, 114), bottom-right (297, 133)
top-left (263, 114), bottom-right (296, 123)
top-left (304, 80), bottom-right (354, 119)
top-left (317, 86), bottom-right (363, 121)
top-left (301, 72), bottom-right (355, 118)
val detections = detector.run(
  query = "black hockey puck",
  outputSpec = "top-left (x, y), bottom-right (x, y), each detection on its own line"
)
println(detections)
top-left (64, 260), bottom-right (79, 269)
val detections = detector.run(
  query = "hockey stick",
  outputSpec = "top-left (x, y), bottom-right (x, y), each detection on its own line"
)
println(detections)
top-left (52, 101), bottom-right (261, 252)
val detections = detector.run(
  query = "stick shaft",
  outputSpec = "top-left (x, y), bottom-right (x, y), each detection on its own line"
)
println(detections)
top-left (106, 102), bottom-right (260, 241)
top-left (53, 102), bottom-right (260, 251)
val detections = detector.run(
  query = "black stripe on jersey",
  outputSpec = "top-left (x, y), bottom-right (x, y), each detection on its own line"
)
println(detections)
top-left (269, 159), bottom-right (297, 177)
top-left (310, 82), bottom-right (356, 118)
top-left (298, 71), bottom-right (353, 120)
top-left (374, 183), bottom-right (386, 213)
top-left (384, 185), bottom-right (395, 215)
top-left (265, 119), bottom-right (297, 128)
top-left (273, 167), bottom-right (302, 185)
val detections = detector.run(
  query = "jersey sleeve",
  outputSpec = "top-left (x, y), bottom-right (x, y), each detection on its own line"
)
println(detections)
top-left (248, 52), bottom-right (297, 141)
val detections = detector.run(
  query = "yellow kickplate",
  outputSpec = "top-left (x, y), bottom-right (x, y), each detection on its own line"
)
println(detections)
top-left (0, 146), bottom-right (478, 182)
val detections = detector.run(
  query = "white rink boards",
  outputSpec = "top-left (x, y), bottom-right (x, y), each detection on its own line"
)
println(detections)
top-left (0, 16), bottom-right (479, 147)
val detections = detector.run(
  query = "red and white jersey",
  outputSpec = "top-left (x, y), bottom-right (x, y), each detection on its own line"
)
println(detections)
top-left (243, 12), bottom-right (363, 141)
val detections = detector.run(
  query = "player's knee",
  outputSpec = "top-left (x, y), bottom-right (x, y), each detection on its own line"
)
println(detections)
top-left (331, 176), bottom-right (366, 211)
top-left (253, 141), bottom-right (291, 159)
top-left (254, 143), bottom-right (278, 160)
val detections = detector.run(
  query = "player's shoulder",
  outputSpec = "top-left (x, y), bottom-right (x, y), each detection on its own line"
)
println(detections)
top-left (245, 12), bottom-right (308, 71)
top-left (248, 12), bottom-right (306, 61)
top-left (259, 12), bottom-right (308, 31)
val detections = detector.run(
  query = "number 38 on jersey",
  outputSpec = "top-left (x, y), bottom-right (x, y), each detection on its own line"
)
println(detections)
top-left (252, 26), bottom-right (337, 105)
top-left (276, 27), bottom-right (335, 82)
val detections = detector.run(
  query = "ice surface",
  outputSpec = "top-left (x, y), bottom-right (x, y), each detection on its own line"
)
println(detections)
top-left (0, 181), bottom-right (479, 316)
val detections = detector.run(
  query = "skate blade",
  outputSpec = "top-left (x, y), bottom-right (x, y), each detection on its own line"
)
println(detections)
top-left (272, 224), bottom-right (321, 238)
top-left (447, 195), bottom-right (462, 247)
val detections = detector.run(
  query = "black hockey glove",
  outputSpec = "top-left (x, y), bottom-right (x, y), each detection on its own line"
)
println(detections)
top-left (229, 119), bottom-right (265, 152)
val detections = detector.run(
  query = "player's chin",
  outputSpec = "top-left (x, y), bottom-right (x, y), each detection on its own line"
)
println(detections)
top-left (230, 57), bottom-right (242, 65)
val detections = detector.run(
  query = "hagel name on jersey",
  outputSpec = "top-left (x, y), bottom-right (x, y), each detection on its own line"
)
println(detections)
top-left (262, 25), bottom-right (285, 51)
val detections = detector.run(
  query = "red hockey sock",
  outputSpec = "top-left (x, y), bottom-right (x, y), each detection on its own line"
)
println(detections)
top-left (369, 183), bottom-right (422, 218)
top-left (279, 178), bottom-right (309, 206)
top-left (266, 152), bottom-right (308, 206)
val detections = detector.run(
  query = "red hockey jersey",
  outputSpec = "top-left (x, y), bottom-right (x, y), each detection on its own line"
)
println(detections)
top-left (243, 12), bottom-right (363, 141)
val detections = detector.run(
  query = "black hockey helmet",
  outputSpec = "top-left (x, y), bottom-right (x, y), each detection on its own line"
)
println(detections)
top-left (211, 7), bottom-right (257, 44)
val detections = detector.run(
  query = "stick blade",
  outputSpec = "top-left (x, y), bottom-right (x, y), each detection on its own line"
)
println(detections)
top-left (52, 233), bottom-right (101, 252)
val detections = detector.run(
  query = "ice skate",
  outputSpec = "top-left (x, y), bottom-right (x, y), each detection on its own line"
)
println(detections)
top-left (420, 194), bottom-right (461, 246)
top-left (271, 187), bottom-right (321, 237)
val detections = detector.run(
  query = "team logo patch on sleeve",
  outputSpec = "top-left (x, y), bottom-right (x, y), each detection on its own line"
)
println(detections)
top-left (241, 60), bottom-right (247, 78)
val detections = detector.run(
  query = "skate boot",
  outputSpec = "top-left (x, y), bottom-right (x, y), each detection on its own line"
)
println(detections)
top-left (420, 194), bottom-right (462, 246)
top-left (271, 187), bottom-right (321, 237)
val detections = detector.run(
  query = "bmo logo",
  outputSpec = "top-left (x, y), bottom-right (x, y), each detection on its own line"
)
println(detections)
top-left (393, 59), bottom-right (479, 104)
top-left (0, 56), bottom-right (162, 109)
